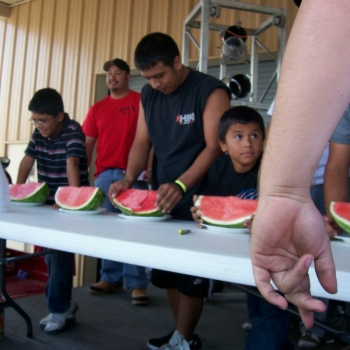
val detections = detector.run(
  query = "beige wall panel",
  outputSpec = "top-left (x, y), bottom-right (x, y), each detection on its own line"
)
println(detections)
top-left (1, 7), bottom-right (18, 146)
top-left (0, 20), bottom-right (7, 156)
top-left (61, 0), bottom-right (84, 117)
top-left (74, 0), bottom-right (99, 124)
top-left (35, 0), bottom-right (55, 89)
top-left (19, 0), bottom-right (43, 142)
top-left (48, 0), bottom-right (69, 92)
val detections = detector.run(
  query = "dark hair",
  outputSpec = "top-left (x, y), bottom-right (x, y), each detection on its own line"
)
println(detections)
top-left (134, 32), bottom-right (180, 70)
top-left (218, 106), bottom-right (265, 141)
top-left (28, 88), bottom-right (64, 116)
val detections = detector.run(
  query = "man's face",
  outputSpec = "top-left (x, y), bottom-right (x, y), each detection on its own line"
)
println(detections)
top-left (106, 65), bottom-right (129, 92)
top-left (140, 58), bottom-right (182, 95)
top-left (30, 112), bottom-right (64, 139)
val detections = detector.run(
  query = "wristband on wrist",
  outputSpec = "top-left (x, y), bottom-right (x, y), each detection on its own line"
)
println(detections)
top-left (174, 179), bottom-right (186, 194)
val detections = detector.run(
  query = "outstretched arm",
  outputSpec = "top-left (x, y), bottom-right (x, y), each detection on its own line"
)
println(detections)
top-left (251, 0), bottom-right (350, 328)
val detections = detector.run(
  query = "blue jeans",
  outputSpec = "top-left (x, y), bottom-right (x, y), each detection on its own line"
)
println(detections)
top-left (245, 293), bottom-right (294, 350)
top-left (45, 250), bottom-right (74, 313)
top-left (95, 169), bottom-right (149, 291)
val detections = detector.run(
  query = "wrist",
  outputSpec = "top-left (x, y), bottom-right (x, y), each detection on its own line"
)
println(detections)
top-left (174, 179), bottom-right (186, 195)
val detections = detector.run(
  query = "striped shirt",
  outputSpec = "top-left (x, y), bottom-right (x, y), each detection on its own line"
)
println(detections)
top-left (25, 113), bottom-right (89, 204)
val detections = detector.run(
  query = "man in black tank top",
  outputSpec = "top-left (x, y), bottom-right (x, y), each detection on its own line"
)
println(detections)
top-left (108, 33), bottom-right (231, 349)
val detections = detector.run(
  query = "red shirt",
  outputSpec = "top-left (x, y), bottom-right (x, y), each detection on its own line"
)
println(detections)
top-left (83, 91), bottom-right (140, 178)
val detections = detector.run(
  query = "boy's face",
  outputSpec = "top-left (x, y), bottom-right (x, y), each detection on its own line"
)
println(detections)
top-left (30, 112), bottom-right (64, 139)
top-left (140, 56), bottom-right (183, 94)
top-left (220, 122), bottom-right (264, 173)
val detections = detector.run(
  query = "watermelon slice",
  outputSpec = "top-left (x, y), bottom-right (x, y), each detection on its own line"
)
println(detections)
top-left (9, 182), bottom-right (50, 203)
top-left (195, 195), bottom-right (257, 228)
top-left (55, 186), bottom-right (105, 211)
top-left (330, 201), bottom-right (350, 234)
top-left (113, 189), bottom-right (163, 216)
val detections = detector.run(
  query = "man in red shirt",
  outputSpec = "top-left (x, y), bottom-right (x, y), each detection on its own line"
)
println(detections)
top-left (83, 58), bottom-right (149, 305)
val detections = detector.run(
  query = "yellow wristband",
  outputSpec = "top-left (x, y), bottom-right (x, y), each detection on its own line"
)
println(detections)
top-left (174, 179), bottom-right (187, 193)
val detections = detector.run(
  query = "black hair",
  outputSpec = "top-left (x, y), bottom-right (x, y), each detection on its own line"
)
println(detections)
top-left (218, 106), bottom-right (265, 142)
top-left (28, 88), bottom-right (64, 116)
top-left (134, 32), bottom-right (180, 71)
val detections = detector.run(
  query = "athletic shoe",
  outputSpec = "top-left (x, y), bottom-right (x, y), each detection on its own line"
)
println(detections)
top-left (147, 331), bottom-right (202, 350)
top-left (298, 331), bottom-right (320, 348)
top-left (242, 322), bottom-right (252, 332)
top-left (160, 330), bottom-right (190, 350)
top-left (88, 280), bottom-right (123, 294)
top-left (131, 288), bottom-right (149, 305)
top-left (40, 301), bottom-right (78, 334)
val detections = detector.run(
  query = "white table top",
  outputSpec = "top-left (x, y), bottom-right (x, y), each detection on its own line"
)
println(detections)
top-left (1, 206), bottom-right (349, 302)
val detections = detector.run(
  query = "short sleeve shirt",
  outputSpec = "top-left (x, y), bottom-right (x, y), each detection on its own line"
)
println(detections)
top-left (330, 104), bottom-right (350, 145)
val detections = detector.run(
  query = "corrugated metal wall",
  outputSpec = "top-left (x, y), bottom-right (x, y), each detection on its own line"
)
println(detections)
top-left (0, 0), bottom-right (297, 157)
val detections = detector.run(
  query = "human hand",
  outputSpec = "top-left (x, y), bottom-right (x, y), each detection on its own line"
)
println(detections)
top-left (250, 196), bottom-right (337, 329)
top-left (51, 204), bottom-right (60, 210)
top-left (108, 179), bottom-right (132, 207)
top-left (243, 215), bottom-right (254, 234)
top-left (156, 183), bottom-right (183, 213)
top-left (324, 215), bottom-right (342, 240)
top-left (191, 195), bottom-right (204, 228)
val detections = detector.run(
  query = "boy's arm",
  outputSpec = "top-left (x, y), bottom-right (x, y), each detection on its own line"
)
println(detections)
top-left (156, 88), bottom-right (230, 213)
top-left (17, 155), bottom-right (35, 184)
top-left (66, 157), bottom-right (81, 187)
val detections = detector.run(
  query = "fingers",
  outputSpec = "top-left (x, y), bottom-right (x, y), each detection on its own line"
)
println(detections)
top-left (314, 247), bottom-right (337, 294)
top-left (107, 180), bottom-right (131, 205)
top-left (253, 265), bottom-right (289, 310)
top-left (190, 205), bottom-right (203, 224)
top-left (156, 183), bottom-right (183, 213)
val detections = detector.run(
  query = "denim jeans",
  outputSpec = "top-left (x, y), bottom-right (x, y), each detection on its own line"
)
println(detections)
top-left (45, 250), bottom-right (74, 313)
top-left (95, 169), bottom-right (149, 291)
top-left (245, 293), bottom-right (294, 350)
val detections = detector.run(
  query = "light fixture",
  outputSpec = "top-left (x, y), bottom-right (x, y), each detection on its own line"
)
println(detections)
top-left (222, 74), bottom-right (251, 99)
top-left (220, 22), bottom-right (247, 61)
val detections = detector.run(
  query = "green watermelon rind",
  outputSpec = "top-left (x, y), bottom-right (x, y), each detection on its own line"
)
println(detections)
top-left (330, 201), bottom-right (350, 234)
top-left (55, 187), bottom-right (105, 211)
top-left (10, 183), bottom-right (50, 203)
top-left (113, 199), bottom-right (164, 217)
top-left (195, 195), bottom-right (254, 228)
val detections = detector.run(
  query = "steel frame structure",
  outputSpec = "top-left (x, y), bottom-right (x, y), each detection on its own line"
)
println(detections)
top-left (182, 0), bottom-right (287, 110)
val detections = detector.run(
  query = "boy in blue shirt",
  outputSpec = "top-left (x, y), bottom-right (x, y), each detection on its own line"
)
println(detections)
top-left (192, 106), bottom-right (293, 350)
top-left (17, 88), bottom-right (89, 334)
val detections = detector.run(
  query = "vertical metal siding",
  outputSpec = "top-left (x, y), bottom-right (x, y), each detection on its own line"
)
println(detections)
top-left (0, 0), bottom-right (296, 154)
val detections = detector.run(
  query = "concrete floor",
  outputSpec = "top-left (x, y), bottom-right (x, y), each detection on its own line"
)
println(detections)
top-left (1, 283), bottom-right (348, 349)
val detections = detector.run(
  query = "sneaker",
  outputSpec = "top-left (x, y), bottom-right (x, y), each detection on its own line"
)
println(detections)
top-left (88, 281), bottom-right (123, 295)
top-left (298, 331), bottom-right (320, 348)
top-left (147, 331), bottom-right (202, 350)
top-left (40, 301), bottom-right (78, 334)
top-left (242, 322), bottom-right (252, 332)
top-left (160, 330), bottom-right (190, 350)
top-left (131, 288), bottom-right (149, 305)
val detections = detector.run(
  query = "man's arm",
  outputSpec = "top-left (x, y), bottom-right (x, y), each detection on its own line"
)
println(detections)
top-left (108, 103), bottom-right (152, 201)
top-left (251, 0), bottom-right (350, 328)
top-left (17, 155), bottom-right (35, 184)
top-left (66, 157), bottom-right (81, 187)
top-left (156, 88), bottom-right (231, 212)
top-left (85, 136), bottom-right (97, 167)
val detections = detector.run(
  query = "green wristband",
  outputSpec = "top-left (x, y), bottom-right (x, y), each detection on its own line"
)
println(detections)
top-left (174, 179), bottom-right (186, 194)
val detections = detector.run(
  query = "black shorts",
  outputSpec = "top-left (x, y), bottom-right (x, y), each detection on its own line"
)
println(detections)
top-left (151, 269), bottom-right (214, 298)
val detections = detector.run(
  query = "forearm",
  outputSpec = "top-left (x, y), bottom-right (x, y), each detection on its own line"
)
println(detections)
top-left (16, 156), bottom-right (35, 184)
top-left (178, 146), bottom-right (222, 190)
top-left (124, 141), bottom-right (151, 185)
top-left (260, 0), bottom-right (350, 198)
top-left (66, 158), bottom-right (81, 187)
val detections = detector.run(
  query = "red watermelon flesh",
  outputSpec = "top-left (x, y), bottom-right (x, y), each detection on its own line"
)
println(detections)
top-left (195, 195), bottom-right (257, 228)
top-left (113, 189), bottom-right (163, 216)
top-left (55, 186), bottom-right (105, 210)
top-left (9, 182), bottom-right (50, 203)
top-left (330, 201), bottom-right (350, 234)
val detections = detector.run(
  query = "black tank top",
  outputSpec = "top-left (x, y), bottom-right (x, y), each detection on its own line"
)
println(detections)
top-left (141, 68), bottom-right (230, 219)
